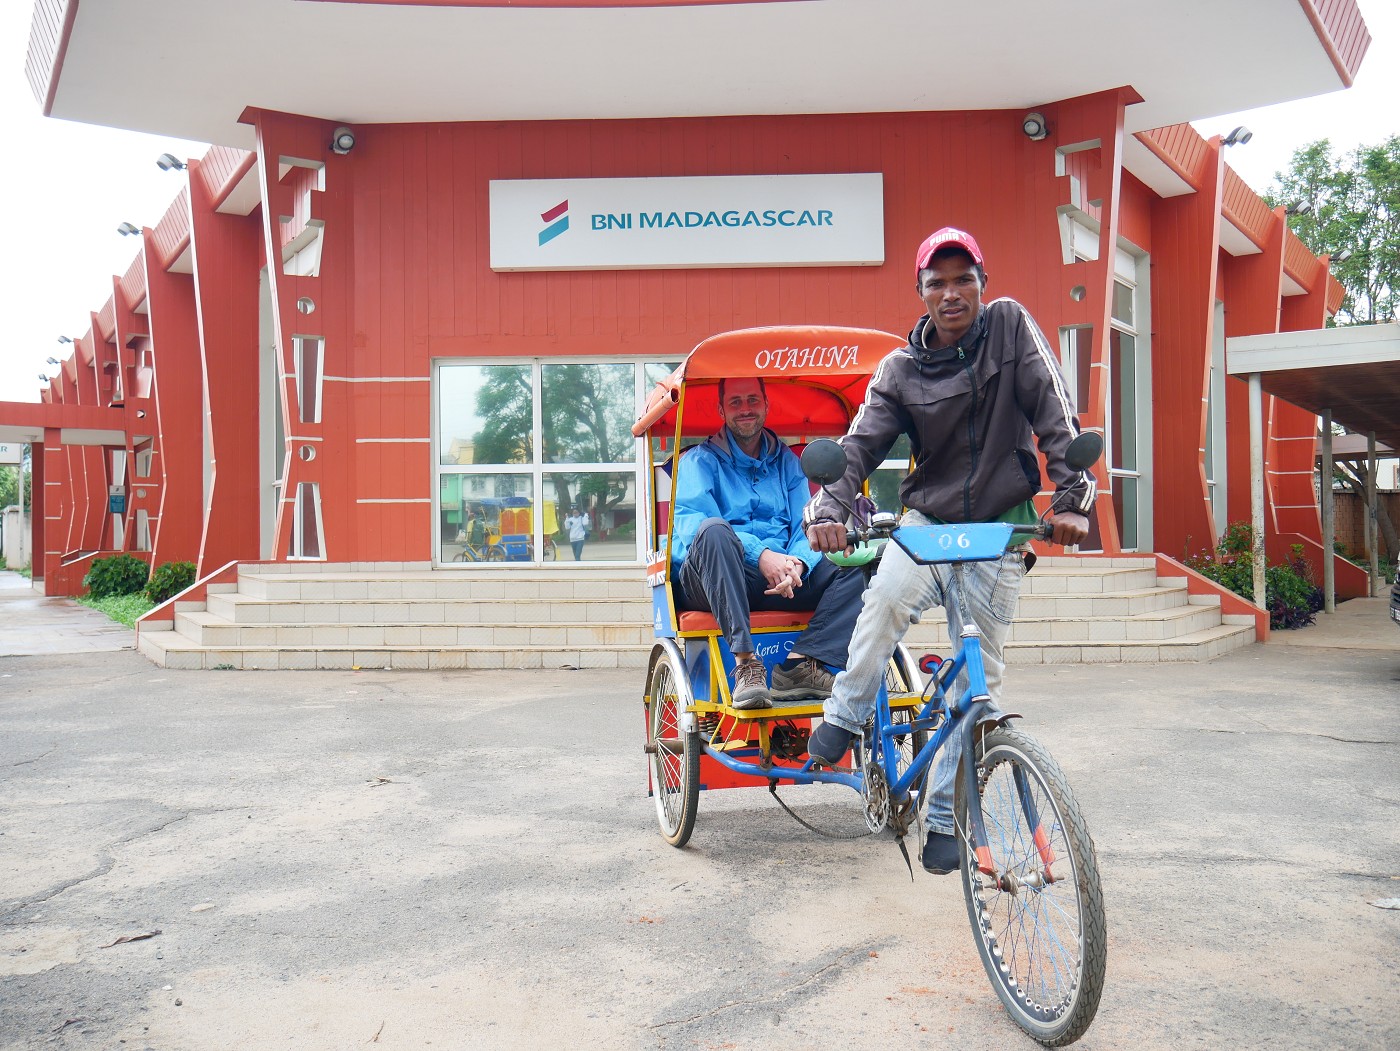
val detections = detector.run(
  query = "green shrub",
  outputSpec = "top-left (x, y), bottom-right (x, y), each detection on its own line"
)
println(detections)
top-left (1183, 525), bottom-right (1324, 630)
top-left (145, 560), bottom-right (197, 604)
top-left (83, 554), bottom-right (149, 598)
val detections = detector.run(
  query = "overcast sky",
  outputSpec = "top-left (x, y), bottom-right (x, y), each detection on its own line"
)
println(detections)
top-left (0, 0), bottom-right (1395, 406)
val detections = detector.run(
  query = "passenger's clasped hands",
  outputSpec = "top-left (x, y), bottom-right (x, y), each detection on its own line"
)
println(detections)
top-left (758, 549), bottom-right (805, 598)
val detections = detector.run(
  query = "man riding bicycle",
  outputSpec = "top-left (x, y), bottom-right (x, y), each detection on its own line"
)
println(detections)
top-left (803, 227), bottom-right (1094, 875)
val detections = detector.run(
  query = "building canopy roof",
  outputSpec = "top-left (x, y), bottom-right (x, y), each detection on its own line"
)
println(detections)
top-left (28, 0), bottom-right (1370, 150)
top-left (1227, 323), bottom-right (1400, 451)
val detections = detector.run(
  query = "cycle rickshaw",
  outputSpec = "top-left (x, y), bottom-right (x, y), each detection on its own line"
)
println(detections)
top-left (457, 497), bottom-right (559, 562)
top-left (635, 326), bottom-right (1106, 1046)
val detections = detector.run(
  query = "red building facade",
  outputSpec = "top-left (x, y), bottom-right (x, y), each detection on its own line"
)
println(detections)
top-left (4, 0), bottom-right (1372, 598)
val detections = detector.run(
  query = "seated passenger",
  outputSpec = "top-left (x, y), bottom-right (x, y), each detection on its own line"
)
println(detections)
top-left (670, 377), bottom-right (866, 709)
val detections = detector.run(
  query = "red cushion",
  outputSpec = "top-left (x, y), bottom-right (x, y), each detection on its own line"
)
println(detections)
top-left (678, 610), bottom-right (815, 632)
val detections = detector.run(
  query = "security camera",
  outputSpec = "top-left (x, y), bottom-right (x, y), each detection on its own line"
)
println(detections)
top-left (330, 126), bottom-right (356, 155)
top-left (1022, 111), bottom-right (1049, 141)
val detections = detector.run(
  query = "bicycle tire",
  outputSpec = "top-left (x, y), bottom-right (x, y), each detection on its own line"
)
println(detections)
top-left (646, 646), bottom-right (700, 847)
top-left (485, 544), bottom-right (507, 563)
top-left (955, 726), bottom-right (1106, 1046)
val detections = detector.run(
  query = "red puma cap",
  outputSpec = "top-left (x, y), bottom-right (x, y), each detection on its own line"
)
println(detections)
top-left (915, 227), bottom-right (984, 273)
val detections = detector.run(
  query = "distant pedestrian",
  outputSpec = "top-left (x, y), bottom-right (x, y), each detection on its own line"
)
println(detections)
top-left (565, 505), bottom-right (590, 560)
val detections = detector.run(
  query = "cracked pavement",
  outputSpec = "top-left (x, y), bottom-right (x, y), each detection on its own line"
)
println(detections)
top-left (1, 620), bottom-right (1397, 1050)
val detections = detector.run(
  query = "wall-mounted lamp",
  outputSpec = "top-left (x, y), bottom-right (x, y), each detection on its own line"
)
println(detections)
top-left (1285, 200), bottom-right (1313, 216)
top-left (1335, 248), bottom-right (1353, 262)
top-left (117, 222), bottom-right (141, 236)
top-left (330, 126), bottom-right (356, 155)
top-left (38, 374), bottom-right (49, 383)
top-left (1221, 126), bottom-right (1253, 147)
top-left (56, 335), bottom-right (73, 344)
top-left (156, 152), bottom-right (187, 171)
top-left (46, 356), bottom-right (61, 365)
top-left (1021, 111), bottom-right (1049, 141)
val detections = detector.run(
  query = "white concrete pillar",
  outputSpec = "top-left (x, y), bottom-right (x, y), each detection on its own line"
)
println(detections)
top-left (1248, 373), bottom-right (1266, 611)
top-left (1367, 431), bottom-right (1379, 595)
top-left (1320, 409), bottom-right (1334, 614)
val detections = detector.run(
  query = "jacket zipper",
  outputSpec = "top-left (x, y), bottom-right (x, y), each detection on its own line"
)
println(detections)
top-left (959, 346), bottom-right (979, 520)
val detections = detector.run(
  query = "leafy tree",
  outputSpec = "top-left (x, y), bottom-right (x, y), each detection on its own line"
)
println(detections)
top-left (1265, 136), bottom-right (1399, 326)
top-left (472, 364), bottom-right (635, 518)
top-left (0, 462), bottom-right (30, 510)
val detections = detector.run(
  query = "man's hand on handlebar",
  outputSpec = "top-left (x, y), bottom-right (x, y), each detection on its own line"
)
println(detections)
top-left (806, 520), bottom-right (853, 556)
top-left (1048, 510), bottom-right (1090, 547)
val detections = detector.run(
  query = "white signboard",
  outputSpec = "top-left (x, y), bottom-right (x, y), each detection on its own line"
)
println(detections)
top-left (0, 443), bottom-right (23, 465)
top-left (489, 173), bottom-right (884, 272)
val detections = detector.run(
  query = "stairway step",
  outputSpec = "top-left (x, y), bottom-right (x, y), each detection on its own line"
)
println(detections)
top-left (206, 591), bottom-right (648, 625)
top-left (907, 603), bottom-right (1223, 644)
top-left (138, 631), bottom-right (653, 671)
top-left (1001, 622), bottom-right (1256, 665)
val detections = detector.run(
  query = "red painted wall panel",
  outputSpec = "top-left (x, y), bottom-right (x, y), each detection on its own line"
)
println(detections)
top-left (1149, 140), bottom-right (1222, 558)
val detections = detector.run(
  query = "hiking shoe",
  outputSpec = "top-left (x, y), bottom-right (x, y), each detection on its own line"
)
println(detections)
top-left (730, 659), bottom-right (772, 710)
top-left (807, 719), bottom-right (856, 765)
top-left (922, 831), bottom-right (960, 875)
top-left (770, 657), bottom-right (836, 701)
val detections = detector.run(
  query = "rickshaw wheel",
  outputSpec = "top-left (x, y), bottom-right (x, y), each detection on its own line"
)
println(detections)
top-left (646, 644), bottom-right (699, 847)
top-left (543, 538), bottom-right (558, 561)
top-left (485, 544), bottom-right (507, 562)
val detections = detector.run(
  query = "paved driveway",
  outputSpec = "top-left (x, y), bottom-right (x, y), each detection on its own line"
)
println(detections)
top-left (1, 604), bottom-right (1397, 1050)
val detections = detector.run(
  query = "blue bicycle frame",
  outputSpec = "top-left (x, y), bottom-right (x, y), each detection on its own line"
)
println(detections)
top-left (697, 520), bottom-right (1025, 867)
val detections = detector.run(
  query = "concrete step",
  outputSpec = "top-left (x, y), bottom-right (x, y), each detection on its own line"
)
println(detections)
top-left (205, 591), bottom-right (649, 625)
top-left (235, 568), bottom-right (642, 602)
top-left (1017, 565), bottom-right (1160, 594)
top-left (173, 610), bottom-right (652, 648)
top-left (904, 602), bottom-right (1225, 645)
top-left (138, 630), bottom-right (653, 671)
top-left (999, 622), bottom-right (1256, 665)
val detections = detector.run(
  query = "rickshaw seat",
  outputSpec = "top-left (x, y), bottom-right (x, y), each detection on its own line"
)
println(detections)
top-left (677, 609), bottom-right (814, 633)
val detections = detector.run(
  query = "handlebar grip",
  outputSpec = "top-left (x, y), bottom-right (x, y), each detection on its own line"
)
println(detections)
top-left (1037, 522), bottom-right (1055, 540)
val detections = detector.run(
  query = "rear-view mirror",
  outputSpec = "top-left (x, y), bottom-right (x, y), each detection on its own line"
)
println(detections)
top-left (800, 438), bottom-right (848, 486)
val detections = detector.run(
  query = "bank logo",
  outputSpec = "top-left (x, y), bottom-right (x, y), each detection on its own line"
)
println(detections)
top-left (538, 200), bottom-right (569, 245)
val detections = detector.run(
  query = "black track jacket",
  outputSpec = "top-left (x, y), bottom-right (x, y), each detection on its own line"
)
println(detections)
top-left (805, 297), bottom-right (1096, 527)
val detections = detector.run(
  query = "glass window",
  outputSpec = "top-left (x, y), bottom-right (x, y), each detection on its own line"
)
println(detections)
top-left (1110, 330), bottom-right (1137, 472)
top-left (547, 471), bottom-right (637, 562)
top-left (1112, 280), bottom-right (1134, 325)
top-left (542, 363), bottom-right (636, 464)
top-left (438, 363), bottom-right (532, 466)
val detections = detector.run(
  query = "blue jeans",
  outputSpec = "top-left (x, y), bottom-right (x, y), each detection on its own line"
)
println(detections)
top-left (676, 518), bottom-right (865, 668)
top-left (822, 509), bottom-right (1027, 835)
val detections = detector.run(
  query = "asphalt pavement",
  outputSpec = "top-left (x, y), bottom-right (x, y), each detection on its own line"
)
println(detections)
top-left (1, 571), bottom-right (1397, 1050)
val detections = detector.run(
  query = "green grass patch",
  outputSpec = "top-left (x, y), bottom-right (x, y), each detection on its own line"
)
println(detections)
top-left (18, 562), bottom-right (31, 580)
top-left (77, 592), bottom-right (155, 628)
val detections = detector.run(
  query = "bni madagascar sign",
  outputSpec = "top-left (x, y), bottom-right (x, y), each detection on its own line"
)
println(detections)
top-left (489, 173), bottom-right (884, 272)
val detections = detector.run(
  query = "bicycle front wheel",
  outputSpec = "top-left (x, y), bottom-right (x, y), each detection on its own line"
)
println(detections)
top-left (956, 726), bottom-right (1106, 1046)
top-left (645, 646), bottom-right (699, 847)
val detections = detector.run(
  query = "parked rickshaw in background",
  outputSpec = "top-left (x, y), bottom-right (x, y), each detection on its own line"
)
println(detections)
top-left (466, 496), bottom-right (559, 562)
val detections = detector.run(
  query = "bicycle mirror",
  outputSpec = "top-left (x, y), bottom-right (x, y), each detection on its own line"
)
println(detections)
top-left (800, 438), bottom-right (848, 486)
top-left (1064, 431), bottom-right (1104, 470)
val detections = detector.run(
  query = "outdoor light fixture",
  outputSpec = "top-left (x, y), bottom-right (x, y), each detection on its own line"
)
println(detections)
top-left (1286, 200), bottom-right (1314, 216)
top-left (1021, 111), bottom-right (1049, 141)
top-left (1335, 248), bottom-right (1353, 262)
top-left (38, 374), bottom-right (48, 383)
top-left (56, 335), bottom-right (72, 344)
top-left (1222, 125), bottom-right (1253, 147)
top-left (156, 152), bottom-right (186, 171)
top-left (46, 357), bottom-right (60, 365)
top-left (330, 126), bottom-right (356, 155)
top-left (117, 222), bottom-right (140, 236)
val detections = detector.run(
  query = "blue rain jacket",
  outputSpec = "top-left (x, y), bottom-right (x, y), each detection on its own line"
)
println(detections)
top-left (670, 427), bottom-right (819, 577)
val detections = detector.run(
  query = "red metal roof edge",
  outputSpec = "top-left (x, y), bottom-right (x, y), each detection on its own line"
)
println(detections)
top-left (1296, 0), bottom-right (1372, 89)
top-left (1134, 124), bottom-right (1210, 190)
top-left (24, 0), bottom-right (78, 118)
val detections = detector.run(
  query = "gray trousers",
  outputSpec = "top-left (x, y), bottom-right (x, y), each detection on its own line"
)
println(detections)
top-left (676, 518), bottom-right (865, 668)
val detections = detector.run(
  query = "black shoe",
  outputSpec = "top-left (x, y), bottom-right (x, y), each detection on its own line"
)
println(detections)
top-left (807, 719), bottom-right (856, 765)
top-left (922, 831), bottom-right (960, 875)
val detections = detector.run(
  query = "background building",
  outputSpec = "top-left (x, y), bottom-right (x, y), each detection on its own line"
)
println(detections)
top-left (0, 0), bottom-right (1375, 601)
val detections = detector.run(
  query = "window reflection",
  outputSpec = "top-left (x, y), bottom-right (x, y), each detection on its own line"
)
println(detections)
top-left (541, 363), bottom-right (636, 465)
top-left (438, 364), bottom-right (531, 466)
top-left (546, 471), bottom-right (637, 562)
